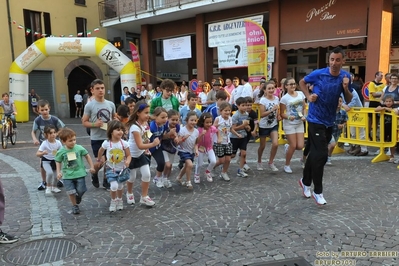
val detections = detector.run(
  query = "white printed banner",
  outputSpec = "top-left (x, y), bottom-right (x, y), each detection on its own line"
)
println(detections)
top-left (163, 36), bottom-right (192, 61)
top-left (208, 15), bottom-right (263, 47)
top-left (217, 44), bottom-right (248, 68)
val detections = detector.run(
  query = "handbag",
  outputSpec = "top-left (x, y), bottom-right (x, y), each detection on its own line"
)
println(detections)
top-left (117, 168), bottom-right (130, 183)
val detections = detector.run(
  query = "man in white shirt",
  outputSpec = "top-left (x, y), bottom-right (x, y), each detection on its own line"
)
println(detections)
top-left (240, 75), bottom-right (254, 99)
top-left (74, 90), bottom-right (83, 118)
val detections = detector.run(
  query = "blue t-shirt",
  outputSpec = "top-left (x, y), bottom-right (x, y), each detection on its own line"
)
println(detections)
top-left (149, 120), bottom-right (167, 152)
top-left (204, 103), bottom-right (218, 121)
top-left (180, 106), bottom-right (202, 126)
top-left (304, 67), bottom-right (352, 127)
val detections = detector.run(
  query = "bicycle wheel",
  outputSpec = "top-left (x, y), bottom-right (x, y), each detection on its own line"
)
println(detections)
top-left (10, 127), bottom-right (16, 145)
top-left (1, 125), bottom-right (8, 149)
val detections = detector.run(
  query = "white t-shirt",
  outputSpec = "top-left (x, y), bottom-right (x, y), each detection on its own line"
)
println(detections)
top-left (198, 92), bottom-right (208, 107)
top-left (240, 82), bottom-right (253, 98)
top-left (214, 115), bottom-right (232, 144)
top-left (259, 96), bottom-right (279, 128)
top-left (101, 139), bottom-right (129, 171)
top-left (74, 94), bottom-right (83, 103)
top-left (38, 139), bottom-right (62, 161)
top-left (128, 124), bottom-right (149, 157)
top-left (280, 91), bottom-right (306, 125)
top-left (178, 126), bottom-right (199, 153)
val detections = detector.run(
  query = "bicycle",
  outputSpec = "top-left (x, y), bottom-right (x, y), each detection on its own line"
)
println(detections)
top-left (0, 113), bottom-right (17, 149)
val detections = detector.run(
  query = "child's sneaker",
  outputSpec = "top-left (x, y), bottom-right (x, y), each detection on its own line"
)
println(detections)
top-left (116, 198), bottom-right (123, 210)
top-left (140, 195), bottom-right (155, 206)
top-left (72, 205), bottom-right (80, 215)
top-left (38, 181), bottom-right (47, 191)
top-left (194, 174), bottom-right (200, 184)
top-left (237, 169), bottom-right (248, 177)
top-left (220, 172), bottom-right (230, 181)
top-left (155, 177), bottom-right (164, 188)
top-left (163, 178), bottom-right (173, 188)
top-left (257, 163), bottom-right (263, 171)
top-left (109, 199), bottom-right (117, 212)
top-left (186, 181), bottom-right (193, 190)
top-left (243, 164), bottom-right (250, 172)
top-left (268, 163), bottom-right (278, 172)
top-left (283, 165), bottom-right (292, 174)
top-left (57, 180), bottom-right (64, 188)
top-left (152, 176), bottom-right (159, 184)
top-left (326, 157), bottom-right (332, 165)
top-left (126, 193), bottom-right (135, 205)
top-left (176, 177), bottom-right (186, 186)
top-left (0, 230), bottom-right (18, 244)
top-left (52, 187), bottom-right (61, 193)
top-left (205, 171), bottom-right (213, 182)
top-left (298, 178), bottom-right (311, 198)
top-left (45, 188), bottom-right (52, 196)
top-left (312, 192), bottom-right (327, 205)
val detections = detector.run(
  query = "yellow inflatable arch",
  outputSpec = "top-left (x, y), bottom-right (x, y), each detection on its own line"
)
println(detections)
top-left (9, 37), bottom-right (136, 122)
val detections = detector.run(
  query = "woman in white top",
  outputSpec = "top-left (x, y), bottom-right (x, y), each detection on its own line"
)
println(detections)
top-left (198, 82), bottom-right (210, 111)
top-left (279, 78), bottom-right (306, 174)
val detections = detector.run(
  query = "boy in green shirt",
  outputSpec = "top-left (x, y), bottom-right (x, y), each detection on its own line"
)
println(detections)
top-left (55, 128), bottom-right (95, 215)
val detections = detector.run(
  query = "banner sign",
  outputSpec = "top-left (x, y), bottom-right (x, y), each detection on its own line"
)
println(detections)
top-left (163, 36), bottom-right (192, 61)
top-left (245, 20), bottom-right (268, 86)
top-left (129, 41), bottom-right (142, 86)
top-left (208, 15), bottom-right (263, 47)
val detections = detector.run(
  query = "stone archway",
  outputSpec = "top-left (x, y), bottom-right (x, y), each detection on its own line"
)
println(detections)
top-left (64, 58), bottom-right (104, 80)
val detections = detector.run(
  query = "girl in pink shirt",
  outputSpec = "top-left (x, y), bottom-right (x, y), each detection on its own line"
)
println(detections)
top-left (194, 113), bottom-right (219, 183)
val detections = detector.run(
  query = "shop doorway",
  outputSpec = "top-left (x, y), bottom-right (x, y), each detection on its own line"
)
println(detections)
top-left (67, 66), bottom-right (96, 118)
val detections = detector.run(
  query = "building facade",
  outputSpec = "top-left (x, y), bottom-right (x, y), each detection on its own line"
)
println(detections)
top-left (100, 0), bottom-right (395, 91)
top-left (1, 0), bottom-right (109, 120)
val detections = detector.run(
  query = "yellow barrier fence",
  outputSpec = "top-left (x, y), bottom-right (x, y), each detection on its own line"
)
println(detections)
top-left (252, 104), bottom-right (398, 164)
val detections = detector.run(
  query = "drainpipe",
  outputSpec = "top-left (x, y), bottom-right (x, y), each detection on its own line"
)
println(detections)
top-left (6, 0), bottom-right (15, 61)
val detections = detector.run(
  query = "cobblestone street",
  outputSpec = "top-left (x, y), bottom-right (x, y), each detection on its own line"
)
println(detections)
top-left (0, 119), bottom-right (398, 265)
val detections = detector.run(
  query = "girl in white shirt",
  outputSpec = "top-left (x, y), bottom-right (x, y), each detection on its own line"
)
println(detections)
top-left (279, 78), bottom-right (306, 174)
top-left (97, 120), bottom-right (131, 212)
top-left (36, 125), bottom-right (62, 195)
top-left (257, 82), bottom-right (281, 172)
top-left (125, 101), bottom-right (160, 207)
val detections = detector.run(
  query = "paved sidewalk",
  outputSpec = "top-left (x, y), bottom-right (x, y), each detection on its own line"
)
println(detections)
top-left (0, 119), bottom-right (397, 265)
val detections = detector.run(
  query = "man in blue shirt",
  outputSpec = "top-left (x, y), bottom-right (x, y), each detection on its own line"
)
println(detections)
top-left (298, 47), bottom-right (353, 206)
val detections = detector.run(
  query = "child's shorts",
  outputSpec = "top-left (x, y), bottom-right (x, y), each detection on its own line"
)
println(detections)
top-left (63, 177), bottom-right (87, 195)
top-left (231, 138), bottom-right (248, 154)
top-left (259, 125), bottom-right (278, 137)
top-left (178, 152), bottom-right (195, 163)
top-left (213, 142), bottom-right (233, 158)
top-left (105, 166), bottom-right (122, 183)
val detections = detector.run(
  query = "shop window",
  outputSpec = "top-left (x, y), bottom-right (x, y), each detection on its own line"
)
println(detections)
top-left (76, 17), bottom-right (87, 37)
top-left (75, 0), bottom-right (86, 5)
top-left (126, 33), bottom-right (141, 54)
top-left (392, 5), bottom-right (399, 46)
top-left (156, 40), bottom-right (163, 56)
top-left (23, 9), bottom-right (47, 47)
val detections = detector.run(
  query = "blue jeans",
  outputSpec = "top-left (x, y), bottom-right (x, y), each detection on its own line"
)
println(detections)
top-left (63, 177), bottom-right (87, 196)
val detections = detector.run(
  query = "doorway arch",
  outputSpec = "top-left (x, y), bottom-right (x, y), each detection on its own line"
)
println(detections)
top-left (9, 37), bottom-right (136, 121)
top-left (67, 66), bottom-right (96, 118)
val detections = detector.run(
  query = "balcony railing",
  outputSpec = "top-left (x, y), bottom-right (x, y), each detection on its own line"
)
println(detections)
top-left (98, 0), bottom-right (204, 22)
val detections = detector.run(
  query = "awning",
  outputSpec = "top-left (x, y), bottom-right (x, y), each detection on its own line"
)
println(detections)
top-left (280, 37), bottom-right (366, 51)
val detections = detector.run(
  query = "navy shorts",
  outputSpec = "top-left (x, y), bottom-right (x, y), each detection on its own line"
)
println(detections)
top-left (231, 138), bottom-right (248, 154)
top-left (178, 152), bottom-right (195, 163)
top-left (259, 125), bottom-right (278, 137)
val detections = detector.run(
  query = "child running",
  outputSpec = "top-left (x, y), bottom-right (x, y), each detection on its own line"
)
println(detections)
top-left (126, 101), bottom-right (160, 206)
top-left (97, 120), bottom-right (132, 212)
top-left (194, 112), bottom-right (218, 183)
top-left (213, 102), bottom-right (238, 181)
top-left (55, 128), bottom-right (95, 215)
top-left (176, 111), bottom-right (199, 189)
top-left (36, 125), bottom-right (62, 195)
top-left (161, 109), bottom-right (181, 188)
top-left (279, 78), bottom-right (306, 173)
top-left (257, 82), bottom-right (280, 171)
top-left (149, 107), bottom-right (169, 188)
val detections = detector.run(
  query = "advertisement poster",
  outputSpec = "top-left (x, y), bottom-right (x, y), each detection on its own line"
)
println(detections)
top-left (129, 41), bottom-right (142, 86)
top-left (163, 36), bottom-right (191, 61)
top-left (245, 20), bottom-right (268, 86)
